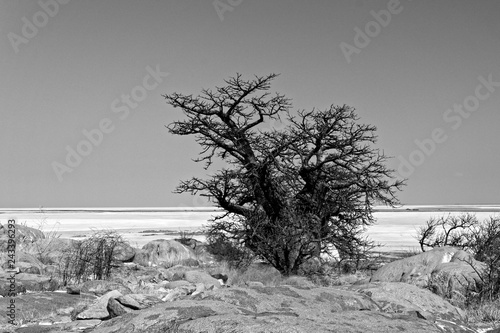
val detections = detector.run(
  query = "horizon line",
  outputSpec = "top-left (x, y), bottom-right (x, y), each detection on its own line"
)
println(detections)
top-left (2, 204), bottom-right (500, 213)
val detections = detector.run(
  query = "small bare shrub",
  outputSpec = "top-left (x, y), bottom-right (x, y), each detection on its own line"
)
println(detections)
top-left (227, 263), bottom-right (283, 287)
top-left (205, 230), bottom-right (255, 269)
top-left (15, 208), bottom-right (62, 265)
top-left (60, 229), bottom-right (127, 285)
top-left (415, 213), bottom-right (477, 252)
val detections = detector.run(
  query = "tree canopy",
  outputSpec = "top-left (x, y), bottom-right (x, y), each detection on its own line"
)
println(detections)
top-left (164, 73), bottom-right (404, 275)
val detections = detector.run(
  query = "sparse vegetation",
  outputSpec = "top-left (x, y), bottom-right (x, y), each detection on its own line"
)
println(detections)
top-left (227, 263), bottom-right (283, 287)
top-left (415, 213), bottom-right (477, 252)
top-left (416, 214), bottom-right (500, 324)
top-left (14, 208), bottom-right (62, 265)
top-left (205, 229), bottom-right (255, 269)
top-left (59, 229), bottom-right (127, 285)
top-left (466, 299), bottom-right (500, 324)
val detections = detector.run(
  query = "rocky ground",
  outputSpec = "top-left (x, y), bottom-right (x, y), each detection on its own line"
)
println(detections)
top-left (0, 223), bottom-right (499, 333)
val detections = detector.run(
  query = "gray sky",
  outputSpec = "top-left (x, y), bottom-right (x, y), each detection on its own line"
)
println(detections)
top-left (1, 0), bottom-right (500, 208)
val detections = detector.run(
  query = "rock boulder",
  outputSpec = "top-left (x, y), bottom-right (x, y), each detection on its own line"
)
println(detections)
top-left (0, 223), bottom-right (45, 245)
top-left (80, 280), bottom-right (132, 296)
top-left (370, 246), bottom-right (485, 292)
top-left (88, 284), bottom-right (467, 333)
top-left (133, 239), bottom-right (196, 267)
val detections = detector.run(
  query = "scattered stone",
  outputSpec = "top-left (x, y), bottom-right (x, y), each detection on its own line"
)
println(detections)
top-left (164, 280), bottom-right (191, 289)
top-left (184, 270), bottom-right (221, 289)
top-left (76, 290), bottom-right (123, 320)
top-left (134, 267), bottom-right (166, 283)
top-left (125, 293), bottom-right (163, 309)
top-left (107, 297), bottom-right (132, 317)
top-left (116, 294), bottom-right (142, 310)
top-left (246, 281), bottom-right (265, 288)
top-left (80, 280), bottom-right (131, 296)
top-left (162, 287), bottom-right (188, 302)
top-left (191, 283), bottom-right (205, 297)
top-left (180, 284), bottom-right (197, 295)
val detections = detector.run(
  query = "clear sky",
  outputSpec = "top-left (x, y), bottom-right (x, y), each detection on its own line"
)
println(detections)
top-left (1, 0), bottom-right (499, 208)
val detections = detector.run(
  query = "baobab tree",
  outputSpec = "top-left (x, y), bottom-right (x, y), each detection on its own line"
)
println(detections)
top-left (164, 73), bottom-right (404, 275)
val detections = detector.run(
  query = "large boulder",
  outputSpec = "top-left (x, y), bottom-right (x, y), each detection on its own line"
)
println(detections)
top-left (0, 291), bottom-right (96, 326)
top-left (0, 273), bottom-right (60, 296)
top-left (434, 249), bottom-right (485, 286)
top-left (0, 223), bottom-right (45, 245)
top-left (0, 251), bottom-right (45, 275)
top-left (87, 284), bottom-right (473, 333)
top-left (348, 282), bottom-right (466, 322)
top-left (370, 247), bottom-right (485, 290)
top-left (133, 239), bottom-right (196, 267)
top-left (0, 272), bottom-right (26, 296)
top-left (22, 238), bottom-right (80, 265)
top-left (91, 304), bottom-right (443, 333)
top-left (112, 243), bottom-right (136, 262)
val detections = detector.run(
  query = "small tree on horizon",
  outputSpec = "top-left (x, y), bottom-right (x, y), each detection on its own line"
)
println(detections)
top-left (164, 73), bottom-right (404, 275)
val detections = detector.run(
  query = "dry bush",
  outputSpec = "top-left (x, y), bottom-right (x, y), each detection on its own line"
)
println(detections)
top-left (227, 263), bottom-right (283, 287)
top-left (466, 298), bottom-right (500, 324)
top-left (204, 259), bottom-right (284, 287)
top-left (304, 261), bottom-right (368, 287)
top-left (205, 230), bottom-right (255, 269)
top-left (59, 229), bottom-right (127, 285)
top-left (416, 214), bottom-right (500, 321)
top-left (16, 208), bottom-right (62, 265)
